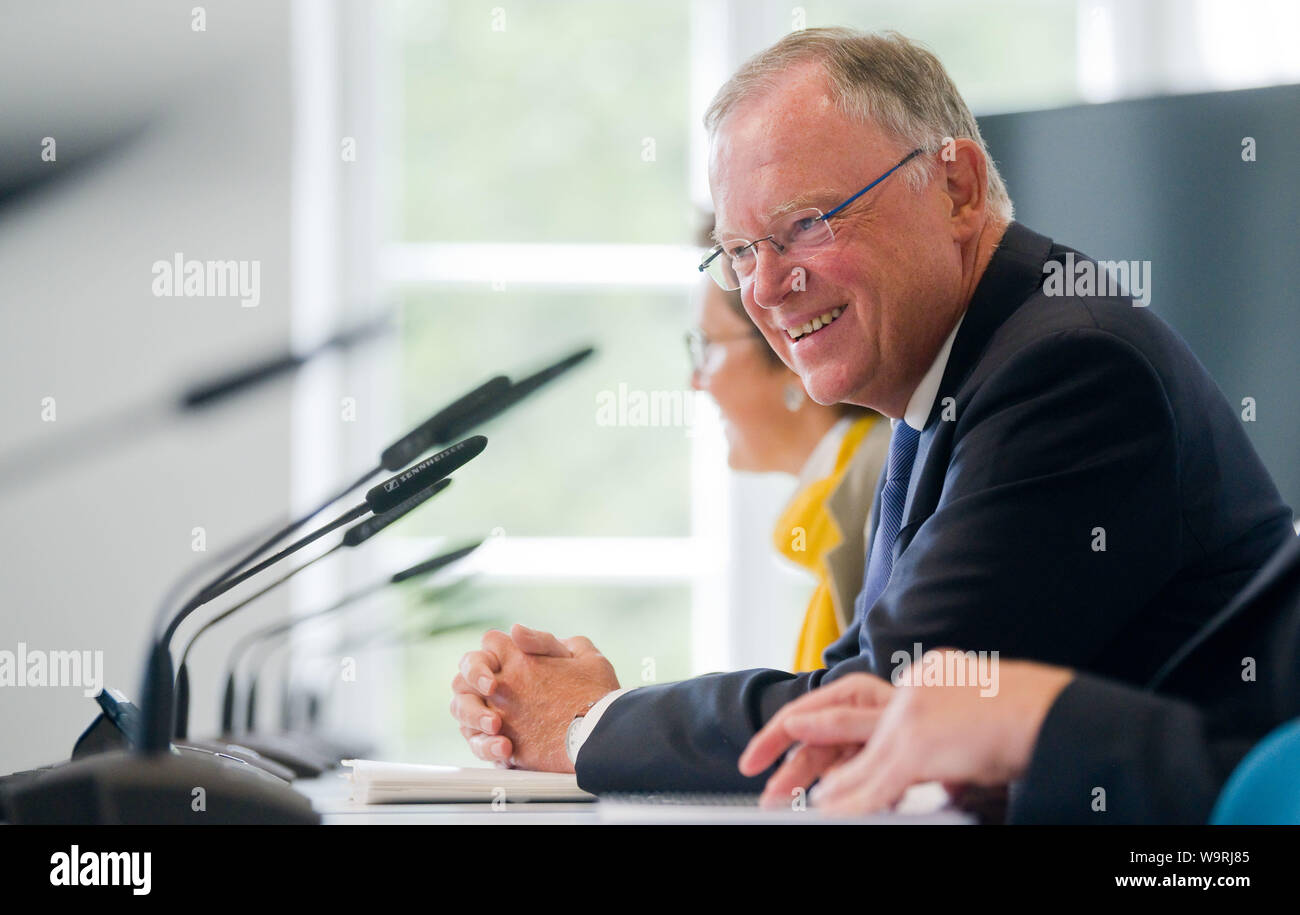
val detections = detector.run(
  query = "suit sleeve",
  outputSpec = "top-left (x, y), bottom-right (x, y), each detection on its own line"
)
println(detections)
top-left (578, 328), bottom-right (1184, 794)
top-left (576, 667), bottom-right (824, 793)
top-left (1008, 674), bottom-right (1251, 824)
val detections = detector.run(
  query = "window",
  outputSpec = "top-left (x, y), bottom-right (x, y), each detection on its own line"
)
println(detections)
top-left (301, 0), bottom-right (1297, 763)
top-left (380, 0), bottom-right (708, 763)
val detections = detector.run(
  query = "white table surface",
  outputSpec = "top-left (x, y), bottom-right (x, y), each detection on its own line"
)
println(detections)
top-left (295, 772), bottom-right (973, 825)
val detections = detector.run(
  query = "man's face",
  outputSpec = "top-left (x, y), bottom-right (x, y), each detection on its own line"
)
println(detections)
top-left (709, 64), bottom-right (969, 415)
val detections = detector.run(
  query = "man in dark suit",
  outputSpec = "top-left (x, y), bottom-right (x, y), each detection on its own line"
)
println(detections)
top-left (741, 534), bottom-right (1300, 823)
top-left (448, 28), bottom-right (1292, 789)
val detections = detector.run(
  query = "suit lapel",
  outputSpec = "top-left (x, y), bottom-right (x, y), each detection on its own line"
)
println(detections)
top-left (893, 221), bottom-right (1055, 553)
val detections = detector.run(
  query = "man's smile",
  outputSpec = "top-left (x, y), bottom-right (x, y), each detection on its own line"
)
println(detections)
top-left (784, 305), bottom-right (846, 341)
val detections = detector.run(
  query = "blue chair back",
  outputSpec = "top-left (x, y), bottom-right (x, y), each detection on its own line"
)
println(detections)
top-left (1210, 717), bottom-right (1300, 824)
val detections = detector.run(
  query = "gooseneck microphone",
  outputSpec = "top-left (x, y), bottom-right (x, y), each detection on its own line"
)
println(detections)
top-left (436, 346), bottom-right (595, 442)
top-left (151, 376), bottom-right (509, 623)
top-left (150, 436), bottom-right (486, 750)
top-left (163, 436), bottom-right (483, 644)
top-left (170, 480), bottom-right (458, 738)
top-left (275, 585), bottom-right (485, 735)
top-left (163, 347), bottom-right (592, 747)
top-left (152, 375), bottom-right (513, 747)
top-left (377, 375), bottom-right (510, 472)
top-left (154, 345), bottom-right (589, 620)
top-left (5, 348), bottom-right (591, 823)
top-left (220, 542), bottom-right (482, 735)
top-left (3, 444), bottom-right (471, 824)
top-left (163, 349), bottom-right (585, 744)
top-left (178, 314), bottom-right (394, 410)
top-left (0, 314), bottom-right (393, 493)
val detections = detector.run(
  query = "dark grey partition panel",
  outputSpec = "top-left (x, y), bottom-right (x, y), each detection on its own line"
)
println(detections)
top-left (979, 84), bottom-right (1299, 512)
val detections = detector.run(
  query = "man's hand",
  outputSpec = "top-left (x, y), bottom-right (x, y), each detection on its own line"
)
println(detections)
top-left (741, 653), bottom-right (1075, 814)
top-left (739, 673), bottom-right (895, 807)
top-left (450, 624), bottom-right (619, 773)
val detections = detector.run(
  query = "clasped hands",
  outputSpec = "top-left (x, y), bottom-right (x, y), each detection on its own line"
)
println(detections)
top-left (450, 624), bottom-right (620, 773)
top-left (452, 629), bottom-right (1072, 812)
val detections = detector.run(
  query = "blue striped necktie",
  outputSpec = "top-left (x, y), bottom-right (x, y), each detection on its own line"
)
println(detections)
top-left (856, 421), bottom-right (922, 617)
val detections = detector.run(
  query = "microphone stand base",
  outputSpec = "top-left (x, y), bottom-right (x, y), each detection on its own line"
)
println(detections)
top-left (1, 750), bottom-right (319, 824)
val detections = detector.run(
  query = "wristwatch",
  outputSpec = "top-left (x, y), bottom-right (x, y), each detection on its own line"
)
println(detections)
top-left (564, 701), bottom-right (597, 762)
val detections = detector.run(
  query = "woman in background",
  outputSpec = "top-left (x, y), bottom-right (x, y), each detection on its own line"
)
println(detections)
top-left (688, 223), bottom-right (890, 672)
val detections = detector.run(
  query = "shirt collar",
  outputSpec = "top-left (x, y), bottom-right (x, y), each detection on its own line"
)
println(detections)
top-left (901, 310), bottom-right (966, 432)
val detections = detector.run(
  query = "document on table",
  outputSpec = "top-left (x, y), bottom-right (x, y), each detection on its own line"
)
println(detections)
top-left (342, 759), bottom-right (596, 804)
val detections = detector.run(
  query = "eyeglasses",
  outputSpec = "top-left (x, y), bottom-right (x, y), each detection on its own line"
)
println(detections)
top-left (685, 328), bottom-right (761, 373)
top-left (699, 148), bottom-right (923, 291)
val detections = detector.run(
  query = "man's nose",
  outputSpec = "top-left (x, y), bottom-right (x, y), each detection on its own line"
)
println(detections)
top-left (749, 241), bottom-right (795, 310)
top-left (689, 365), bottom-right (706, 391)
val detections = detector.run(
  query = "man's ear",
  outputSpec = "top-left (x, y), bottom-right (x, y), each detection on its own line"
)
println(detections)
top-left (941, 138), bottom-right (988, 241)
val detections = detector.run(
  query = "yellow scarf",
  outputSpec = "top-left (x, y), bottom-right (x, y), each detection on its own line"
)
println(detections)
top-left (773, 415), bottom-right (878, 673)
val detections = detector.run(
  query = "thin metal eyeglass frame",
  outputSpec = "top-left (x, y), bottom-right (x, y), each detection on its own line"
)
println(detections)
top-left (685, 329), bottom-right (762, 372)
top-left (698, 147), bottom-right (925, 286)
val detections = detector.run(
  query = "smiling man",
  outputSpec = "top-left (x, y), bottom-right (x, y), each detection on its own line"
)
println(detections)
top-left (448, 28), bottom-right (1292, 794)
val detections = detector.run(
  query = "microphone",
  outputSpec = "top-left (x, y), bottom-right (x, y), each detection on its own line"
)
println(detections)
top-left (0, 314), bottom-right (393, 493)
top-left (155, 346), bottom-right (582, 615)
top-left (148, 439), bottom-right (477, 750)
top-left (363, 435), bottom-right (487, 515)
top-left (164, 427), bottom-right (482, 742)
top-left (8, 345), bottom-right (589, 822)
top-left (436, 346), bottom-right (595, 441)
top-left (231, 570), bottom-right (478, 775)
top-left (378, 376), bottom-right (509, 472)
top-left (169, 468), bottom-right (468, 740)
top-left (280, 585), bottom-right (485, 736)
top-left (166, 500), bottom-right (466, 779)
top-left (187, 502), bottom-right (370, 610)
top-left (150, 382), bottom-right (506, 624)
top-left (179, 314), bottom-right (392, 411)
top-left (163, 348), bottom-right (588, 761)
top-left (6, 450), bottom-right (474, 824)
top-left (170, 482), bottom-right (453, 738)
top-left (167, 436), bottom-right (482, 646)
top-left (224, 543), bottom-right (482, 736)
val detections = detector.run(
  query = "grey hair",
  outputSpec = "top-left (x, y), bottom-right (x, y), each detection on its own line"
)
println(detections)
top-left (704, 28), bottom-right (1013, 222)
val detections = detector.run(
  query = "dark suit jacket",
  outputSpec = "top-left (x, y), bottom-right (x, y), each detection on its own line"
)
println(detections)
top-left (576, 221), bottom-right (1293, 793)
top-left (1011, 533), bottom-right (1300, 824)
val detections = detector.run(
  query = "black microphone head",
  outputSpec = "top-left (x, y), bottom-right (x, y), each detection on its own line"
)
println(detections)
top-left (380, 377), bottom-right (508, 471)
top-left (180, 314), bottom-right (393, 412)
top-left (366, 435), bottom-right (486, 514)
top-left (346, 478), bottom-right (451, 548)
top-left (389, 540), bottom-right (484, 585)
top-left (511, 345), bottom-right (596, 398)
top-left (436, 346), bottom-right (595, 441)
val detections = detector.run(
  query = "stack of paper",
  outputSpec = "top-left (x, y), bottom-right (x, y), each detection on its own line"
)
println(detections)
top-left (342, 759), bottom-right (595, 804)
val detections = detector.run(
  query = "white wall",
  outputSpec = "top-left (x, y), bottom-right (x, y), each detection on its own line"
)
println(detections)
top-left (0, 0), bottom-right (296, 774)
